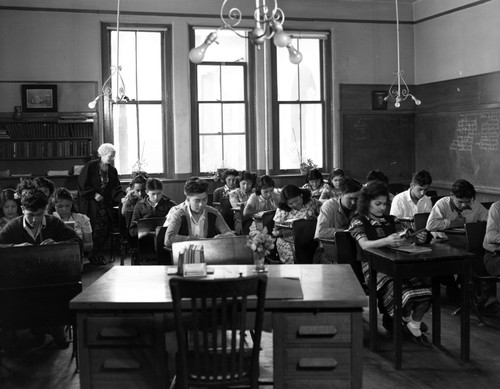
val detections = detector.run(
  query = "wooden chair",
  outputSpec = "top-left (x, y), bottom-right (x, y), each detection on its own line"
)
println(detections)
top-left (252, 210), bottom-right (276, 233)
top-left (291, 219), bottom-right (319, 264)
top-left (0, 242), bottom-right (82, 368)
top-left (215, 197), bottom-right (235, 231)
top-left (464, 222), bottom-right (500, 325)
top-left (234, 204), bottom-right (252, 236)
top-left (155, 225), bottom-right (173, 265)
top-left (137, 216), bottom-right (166, 264)
top-left (334, 231), bottom-right (367, 293)
top-left (171, 236), bottom-right (253, 265)
top-left (169, 275), bottom-right (267, 389)
top-left (414, 212), bottom-right (430, 231)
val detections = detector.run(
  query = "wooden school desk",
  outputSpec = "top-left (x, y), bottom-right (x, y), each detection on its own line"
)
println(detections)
top-left (70, 264), bottom-right (367, 389)
top-left (364, 243), bottom-right (474, 369)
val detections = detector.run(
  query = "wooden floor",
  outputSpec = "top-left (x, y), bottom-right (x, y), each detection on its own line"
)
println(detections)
top-left (2, 255), bottom-right (500, 389)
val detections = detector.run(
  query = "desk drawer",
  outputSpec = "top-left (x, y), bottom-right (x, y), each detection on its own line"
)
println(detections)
top-left (88, 348), bottom-right (162, 389)
top-left (284, 379), bottom-right (350, 389)
top-left (283, 347), bottom-right (351, 378)
top-left (283, 313), bottom-right (351, 344)
top-left (85, 315), bottom-right (154, 346)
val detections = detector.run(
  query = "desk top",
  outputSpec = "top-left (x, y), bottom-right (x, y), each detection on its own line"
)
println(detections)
top-left (364, 243), bottom-right (474, 264)
top-left (70, 264), bottom-right (367, 311)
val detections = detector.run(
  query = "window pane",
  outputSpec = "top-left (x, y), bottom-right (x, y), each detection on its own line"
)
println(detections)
top-left (194, 28), bottom-right (248, 62)
top-left (222, 104), bottom-right (245, 134)
top-left (279, 104), bottom-right (301, 170)
top-left (199, 103), bottom-right (222, 134)
top-left (223, 135), bottom-right (246, 170)
top-left (138, 104), bottom-right (163, 174)
top-left (221, 66), bottom-right (244, 101)
top-left (113, 104), bottom-right (138, 175)
top-left (137, 32), bottom-right (162, 100)
top-left (200, 135), bottom-right (223, 172)
top-left (198, 65), bottom-right (221, 101)
top-left (112, 31), bottom-right (137, 100)
top-left (276, 42), bottom-right (299, 101)
top-left (301, 104), bottom-right (323, 167)
top-left (298, 39), bottom-right (321, 101)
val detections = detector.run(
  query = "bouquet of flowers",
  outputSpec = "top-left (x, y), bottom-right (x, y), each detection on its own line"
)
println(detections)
top-left (246, 227), bottom-right (275, 258)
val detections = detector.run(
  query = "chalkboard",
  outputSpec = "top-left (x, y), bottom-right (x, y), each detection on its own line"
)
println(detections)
top-left (342, 114), bottom-right (415, 182)
top-left (415, 110), bottom-right (500, 191)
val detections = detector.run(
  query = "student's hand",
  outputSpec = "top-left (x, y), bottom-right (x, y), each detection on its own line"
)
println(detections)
top-left (385, 233), bottom-right (404, 247)
top-left (14, 242), bottom-right (33, 247)
top-left (95, 193), bottom-right (104, 202)
top-left (415, 230), bottom-right (428, 244)
top-left (272, 228), bottom-right (282, 237)
top-left (450, 216), bottom-right (466, 228)
top-left (40, 238), bottom-right (56, 245)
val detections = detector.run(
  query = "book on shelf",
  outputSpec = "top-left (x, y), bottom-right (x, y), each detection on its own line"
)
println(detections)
top-left (47, 170), bottom-right (70, 176)
top-left (72, 165), bottom-right (85, 175)
top-left (11, 172), bottom-right (32, 178)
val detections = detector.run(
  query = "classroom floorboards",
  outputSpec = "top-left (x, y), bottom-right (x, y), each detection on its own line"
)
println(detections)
top-left (2, 254), bottom-right (500, 389)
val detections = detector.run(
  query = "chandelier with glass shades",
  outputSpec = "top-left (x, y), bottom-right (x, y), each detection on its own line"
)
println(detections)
top-left (189, 0), bottom-right (303, 65)
top-left (384, 0), bottom-right (421, 107)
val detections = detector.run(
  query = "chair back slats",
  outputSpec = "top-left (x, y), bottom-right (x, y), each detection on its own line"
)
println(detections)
top-left (137, 217), bottom-right (167, 263)
top-left (170, 276), bottom-right (267, 388)
top-left (292, 219), bottom-right (319, 264)
top-left (335, 231), bottom-right (367, 292)
top-left (465, 222), bottom-right (487, 275)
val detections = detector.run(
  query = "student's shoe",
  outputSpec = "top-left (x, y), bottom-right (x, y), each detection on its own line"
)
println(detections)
top-left (411, 333), bottom-right (433, 348)
top-left (420, 321), bottom-right (429, 334)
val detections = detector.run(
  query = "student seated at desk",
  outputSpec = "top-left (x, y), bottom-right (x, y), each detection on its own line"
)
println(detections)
top-left (314, 177), bottom-right (362, 263)
top-left (0, 188), bottom-right (21, 232)
top-left (213, 168), bottom-right (238, 203)
top-left (0, 189), bottom-right (82, 250)
top-left (302, 168), bottom-right (329, 201)
top-left (480, 201), bottom-right (500, 316)
top-left (320, 168), bottom-right (345, 202)
top-left (163, 177), bottom-right (199, 228)
top-left (129, 178), bottom-right (176, 237)
top-left (121, 172), bottom-right (148, 216)
top-left (243, 175), bottom-right (281, 218)
top-left (164, 180), bottom-right (235, 247)
top-left (52, 187), bottom-right (93, 254)
top-left (273, 185), bottom-right (320, 264)
top-left (229, 170), bottom-right (256, 208)
top-left (390, 170), bottom-right (433, 219)
top-left (34, 176), bottom-right (55, 214)
top-left (349, 181), bottom-right (432, 347)
top-left (426, 179), bottom-right (488, 232)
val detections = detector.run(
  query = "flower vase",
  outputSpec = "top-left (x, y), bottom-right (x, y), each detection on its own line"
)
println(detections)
top-left (253, 251), bottom-right (267, 273)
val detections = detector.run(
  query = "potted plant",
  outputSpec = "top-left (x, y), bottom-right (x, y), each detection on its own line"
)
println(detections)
top-left (299, 158), bottom-right (317, 175)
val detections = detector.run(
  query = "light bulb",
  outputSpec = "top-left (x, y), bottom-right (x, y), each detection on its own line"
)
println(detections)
top-left (395, 98), bottom-right (401, 108)
top-left (250, 25), bottom-right (267, 47)
top-left (88, 96), bottom-right (100, 109)
top-left (287, 44), bottom-right (303, 65)
top-left (272, 22), bottom-right (291, 48)
top-left (411, 95), bottom-right (421, 105)
top-left (189, 32), bottom-right (218, 64)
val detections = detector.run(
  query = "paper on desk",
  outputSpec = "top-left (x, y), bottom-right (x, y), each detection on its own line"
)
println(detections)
top-left (266, 277), bottom-right (303, 300)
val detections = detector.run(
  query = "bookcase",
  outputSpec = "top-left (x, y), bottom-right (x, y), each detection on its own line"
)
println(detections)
top-left (0, 112), bottom-right (97, 188)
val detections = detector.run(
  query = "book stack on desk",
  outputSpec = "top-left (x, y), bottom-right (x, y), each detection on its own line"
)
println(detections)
top-left (178, 244), bottom-right (207, 277)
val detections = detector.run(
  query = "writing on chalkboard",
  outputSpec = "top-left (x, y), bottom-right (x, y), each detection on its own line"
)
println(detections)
top-left (353, 118), bottom-right (369, 142)
top-left (450, 112), bottom-right (500, 153)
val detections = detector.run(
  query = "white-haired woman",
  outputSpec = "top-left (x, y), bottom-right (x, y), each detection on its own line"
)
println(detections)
top-left (77, 143), bottom-right (124, 264)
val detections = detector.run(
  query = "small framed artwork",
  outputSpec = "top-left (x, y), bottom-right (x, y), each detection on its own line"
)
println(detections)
top-left (21, 84), bottom-right (58, 112)
top-left (371, 90), bottom-right (388, 110)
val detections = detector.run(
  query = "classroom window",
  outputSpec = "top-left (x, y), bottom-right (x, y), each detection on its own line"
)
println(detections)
top-left (104, 27), bottom-right (169, 175)
top-left (191, 28), bottom-right (250, 174)
top-left (272, 34), bottom-right (328, 171)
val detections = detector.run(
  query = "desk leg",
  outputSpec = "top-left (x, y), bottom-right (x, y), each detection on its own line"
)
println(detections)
top-left (393, 272), bottom-right (403, 370)
top-left (369, 256), bottom-right (378, 351)
top-left (461, 262), bottom-right (471, 362)
top-left (432, 277), bottom-right (441, 347)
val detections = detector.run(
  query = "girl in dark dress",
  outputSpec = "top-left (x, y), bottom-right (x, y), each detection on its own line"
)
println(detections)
top-left (349, 181), bottom-right (432, 346)
top-left (77, 143), bottom-right (124, 264)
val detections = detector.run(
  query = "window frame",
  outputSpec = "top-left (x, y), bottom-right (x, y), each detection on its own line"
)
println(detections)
top-left (189, 27), bottom-right (256, 175)
top-left (270, 31), bottom-right (332, 174)
top-left (101, 23), bottom-right (173, 178)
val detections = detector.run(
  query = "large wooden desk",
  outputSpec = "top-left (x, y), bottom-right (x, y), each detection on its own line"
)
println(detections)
top-left (70, 264), bottom-right (367, 389)
top-left (364, 243), bottom-right (473, 369)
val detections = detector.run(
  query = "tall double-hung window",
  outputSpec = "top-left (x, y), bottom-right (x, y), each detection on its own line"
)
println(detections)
top-left (273, 33), bottom-right (329, 172)
top-left (104, 26), bottom-right (170, 175)
top-left (191, 28), bottom-right (250, 173)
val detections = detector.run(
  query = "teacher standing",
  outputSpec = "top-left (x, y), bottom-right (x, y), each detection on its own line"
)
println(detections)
top-left (78, 143), bottom-right (124, 265)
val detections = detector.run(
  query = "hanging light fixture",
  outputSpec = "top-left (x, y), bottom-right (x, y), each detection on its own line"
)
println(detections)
top-left (88, 0), bottom-right (129, 109)
top-left (189, 0), bottom-right (302, 64)
top-left (384, 0), bottom-right (421, 108)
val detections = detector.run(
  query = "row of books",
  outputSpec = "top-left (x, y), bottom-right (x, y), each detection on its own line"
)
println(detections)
top-left (0, 122), bottom-right (93, 139)
top-left (0, 140), bottom-right (92, 159)
top-left (178, 245), bottom-right (207, 277)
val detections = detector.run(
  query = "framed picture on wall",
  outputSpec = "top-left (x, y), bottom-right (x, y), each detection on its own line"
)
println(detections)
top-left (371, 91), bottom-right (388, 110)
top-left (21, 84), bottom-right (58, 112)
